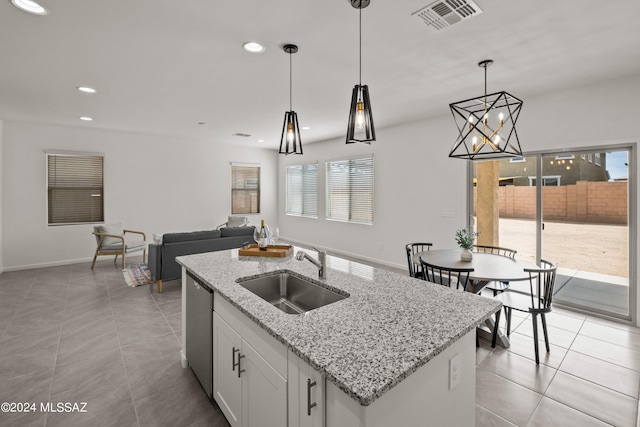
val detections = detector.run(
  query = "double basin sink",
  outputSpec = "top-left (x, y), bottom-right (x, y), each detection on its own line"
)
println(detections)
top-left (237, 270), bottom-right (348, 315)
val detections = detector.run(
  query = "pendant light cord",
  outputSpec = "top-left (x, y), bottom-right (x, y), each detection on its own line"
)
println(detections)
top-left (359, 4), bottom-right (362, 86)
top-left (289, 51), bottom-right (293, 111)
top-left (483, 62), bottom-right (487, 115)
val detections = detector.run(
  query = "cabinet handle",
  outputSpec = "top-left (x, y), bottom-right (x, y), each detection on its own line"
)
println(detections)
top-left (238, 354), bottom-right (245, 378)
top-left (307, 378), bottom-right (317, 416)
top-left (232, 347), bottom-right (246, 377)
top-left (232, 347), bottom-right (239, 372)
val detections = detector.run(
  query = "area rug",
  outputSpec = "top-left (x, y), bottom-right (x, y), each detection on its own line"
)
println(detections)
top-left (123, 263), bottom-right (154, 287)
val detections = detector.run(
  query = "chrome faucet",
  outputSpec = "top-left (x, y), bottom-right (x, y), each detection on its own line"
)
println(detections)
top-left (295, 247), bottom-right (326, 279)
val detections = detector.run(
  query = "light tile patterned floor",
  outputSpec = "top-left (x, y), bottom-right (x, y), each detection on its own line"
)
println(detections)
top-left (476, 307), bottom-right (640, 426)
top-left (0, 257), bottom-right (639, 426)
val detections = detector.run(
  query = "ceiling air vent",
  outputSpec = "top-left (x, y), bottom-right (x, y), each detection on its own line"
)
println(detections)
top-left (411, 0), bottom-right (483, 31)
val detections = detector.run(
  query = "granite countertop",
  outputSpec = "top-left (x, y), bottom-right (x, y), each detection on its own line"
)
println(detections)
top-left (177, 247), bottom-right (501, 407)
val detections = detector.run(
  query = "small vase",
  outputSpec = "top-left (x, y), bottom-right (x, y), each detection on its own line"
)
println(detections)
top-left (460, 249), bottom-right (473, 262)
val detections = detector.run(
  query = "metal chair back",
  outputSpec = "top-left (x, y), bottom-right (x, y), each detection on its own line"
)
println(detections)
top-left (405, 243), bottom-right (433, 278)
top-left (419, 257), bottom-right (474, 291)
top-left (472, 244), bottom-right (517, 259)
top-left (525, 259), bottom-right (557, 313)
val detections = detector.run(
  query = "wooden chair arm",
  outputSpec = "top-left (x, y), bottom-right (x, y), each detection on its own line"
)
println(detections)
top-left (92, 232), bottom-right (125, 242)
top-left (92, 232), bottom-right (125, 249)
top-left (123, 229), bottom-right (146, 240)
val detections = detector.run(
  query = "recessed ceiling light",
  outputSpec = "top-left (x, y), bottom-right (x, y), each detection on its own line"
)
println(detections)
top-left (242, 42), bottom-right (265, 53)
top-left (77, 86), bottom-right (96, 93)
top-left (11, 0), bottom-right (48, 15)
top-left (302, 126), bottom-right (311, 130)
top-left (258, 139), bottom-right (265, 143)
top-left (79, 116), bottom-right (93, 121)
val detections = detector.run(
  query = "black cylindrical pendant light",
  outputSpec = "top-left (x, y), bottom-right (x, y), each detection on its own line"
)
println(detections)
top-left (279, 44), bottom-right (303, 155)
top-left (346, 0), bottom-right (376, 145)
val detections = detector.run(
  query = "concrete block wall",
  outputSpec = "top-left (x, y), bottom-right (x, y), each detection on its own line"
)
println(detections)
top-left (473, 181), bottom-right (628, 224)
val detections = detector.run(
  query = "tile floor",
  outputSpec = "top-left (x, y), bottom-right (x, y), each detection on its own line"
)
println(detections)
top-left (1, 256), bottom-right (639, 426)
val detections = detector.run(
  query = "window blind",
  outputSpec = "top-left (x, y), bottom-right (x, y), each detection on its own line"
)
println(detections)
top-left (286, 163), bottom-right (318, 217)
top-left (231, 164), bottom-right (260, 214)
top-left (326, 156), bottom-right (374, 225)
top-left (47, 153), bottom-right (104, 225)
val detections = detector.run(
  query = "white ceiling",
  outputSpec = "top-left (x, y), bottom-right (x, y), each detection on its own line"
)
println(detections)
top-left (1, 0), bottom-right (639, 150)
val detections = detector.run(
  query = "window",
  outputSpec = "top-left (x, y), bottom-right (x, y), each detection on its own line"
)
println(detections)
top-left (286, 163), bottom-right (318, 218)
top-left (326, 156), bottom-right (374, 225)
top-left (231, 164), bottom-right (260, 214)
top-left (47, 152), bottom-right (104, 225)
top-left (528, 175), bottom-right (561, 186)
top-left (595, 152), bottom-right (602, 166)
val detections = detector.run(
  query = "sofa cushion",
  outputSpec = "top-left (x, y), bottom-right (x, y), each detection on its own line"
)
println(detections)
top-left (220, 226), bottom-right (255, 238)
top-left (163, 230), bottom-right (220, 244)
top-left (98, 223), bottom-right (124, 245)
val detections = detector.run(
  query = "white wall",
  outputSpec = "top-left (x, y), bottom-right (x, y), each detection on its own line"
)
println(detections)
top-left (1, 121), bottom-right (278, 270)
top-left (278, 73), bottom-right (640, 323)
top-left (278, 116), bottom-right (468, 269)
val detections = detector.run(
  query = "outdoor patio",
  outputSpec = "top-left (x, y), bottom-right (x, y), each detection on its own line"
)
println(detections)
top-left (497, 218), bottom-right (629, 316)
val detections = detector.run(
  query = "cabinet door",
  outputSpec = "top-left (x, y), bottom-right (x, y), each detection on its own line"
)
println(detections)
top-left (289, 352), bottom-right (324, 427)
top-left (300, 360), bottom-right (324, 427)
top-left (241, 339), bottom-right (287, 427)
top-left (213, 313), bottom-right (242, 427)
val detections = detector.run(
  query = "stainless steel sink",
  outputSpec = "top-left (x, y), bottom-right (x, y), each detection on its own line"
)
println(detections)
top-left (237, 271), bottom-right (348, 314)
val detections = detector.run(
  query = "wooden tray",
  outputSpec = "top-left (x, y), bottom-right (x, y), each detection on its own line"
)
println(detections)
top-left (238, 244), bottom-right (293, 258)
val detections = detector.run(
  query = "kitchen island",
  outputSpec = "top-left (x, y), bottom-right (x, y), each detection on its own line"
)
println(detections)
top-left (177, 247), bottom-right (501, 427)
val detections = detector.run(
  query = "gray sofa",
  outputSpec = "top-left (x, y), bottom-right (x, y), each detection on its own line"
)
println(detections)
top-left (148, 226), bottom-right (255, 292)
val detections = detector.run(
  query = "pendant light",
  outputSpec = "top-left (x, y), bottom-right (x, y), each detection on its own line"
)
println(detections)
top-left (449, 60), bottom-right (524, 160)
top-left (279, 44), bottom-right (303, 155)
top-left (346, 0), bottom-right (376, 144)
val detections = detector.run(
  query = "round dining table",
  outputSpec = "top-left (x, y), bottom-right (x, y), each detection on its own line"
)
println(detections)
top-left (414, 249), bottom-right (539, 347)
top-left (415, 249), bottom-right (538, 292)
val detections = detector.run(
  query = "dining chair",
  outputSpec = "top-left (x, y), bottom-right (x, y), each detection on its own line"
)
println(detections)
top-left (472, 244), bottom-right (518, 296)
top-left (405, 243), bottom-right (433, 279)
top-left (419, 257), bottom-right (474, 292)
top-left (491, 259), bottom-right (558, 364)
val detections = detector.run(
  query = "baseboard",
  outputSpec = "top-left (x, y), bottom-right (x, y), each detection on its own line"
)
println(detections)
top-left (1, 257), bottom-right (95, 272)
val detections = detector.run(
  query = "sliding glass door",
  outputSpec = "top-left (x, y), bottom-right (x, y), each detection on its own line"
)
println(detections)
top-left (471, 148), bottom-right (632, 319)
top-left (540, 150), bottom-right (629, 317)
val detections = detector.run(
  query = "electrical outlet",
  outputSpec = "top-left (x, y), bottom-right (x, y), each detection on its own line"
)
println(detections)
top-left (449, 353), bottom-right (461, 390)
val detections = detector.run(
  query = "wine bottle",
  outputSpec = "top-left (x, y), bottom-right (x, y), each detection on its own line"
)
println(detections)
top-left (258, 220), bottom-right (268, 251)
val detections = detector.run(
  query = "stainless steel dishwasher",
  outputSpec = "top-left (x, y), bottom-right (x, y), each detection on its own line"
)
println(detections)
top-left (185, 272), bottom-right (213, 398)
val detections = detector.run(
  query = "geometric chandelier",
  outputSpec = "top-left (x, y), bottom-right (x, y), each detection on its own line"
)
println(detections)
top-left (449, 60), bottom-right (523, 160)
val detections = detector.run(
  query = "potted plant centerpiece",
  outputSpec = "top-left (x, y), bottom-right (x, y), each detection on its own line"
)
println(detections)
top-left (455, 228), bottom-right (478, 262)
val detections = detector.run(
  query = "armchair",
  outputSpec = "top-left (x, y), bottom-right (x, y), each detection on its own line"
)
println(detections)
top-left (91, 223), bottom-right (147, 270)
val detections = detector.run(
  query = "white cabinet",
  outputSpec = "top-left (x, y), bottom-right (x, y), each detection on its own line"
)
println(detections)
top-left (288, 350), bottom-right (325, 427)
top-left (241, 338), bottom-right (287, 427)
top-left (213, 312), bottom-right (242, 426)
top-left (213, 298), bottom-right (288, 427)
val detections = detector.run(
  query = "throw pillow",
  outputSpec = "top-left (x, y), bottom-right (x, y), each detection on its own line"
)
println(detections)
top-left (227, 216), bottom-right (248, 227)
top-left (98, 223), bottom-right (124, 246)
